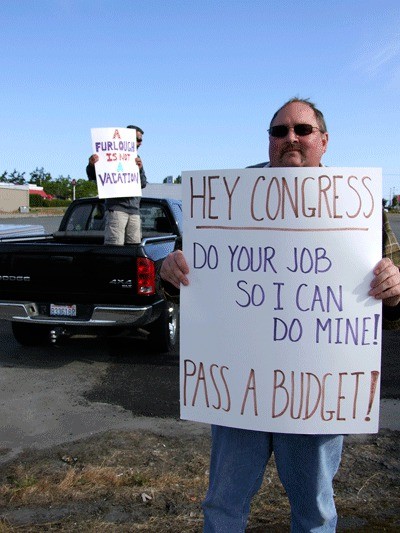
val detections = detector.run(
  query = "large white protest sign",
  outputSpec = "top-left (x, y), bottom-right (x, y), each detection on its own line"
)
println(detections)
top-left (180, 168), bottom-right (382, 434)
top-left (90, 127), bottom-right (141, 199)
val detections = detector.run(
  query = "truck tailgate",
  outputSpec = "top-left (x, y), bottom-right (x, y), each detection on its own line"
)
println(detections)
top-left (0, 242), bottom-right (152, 305)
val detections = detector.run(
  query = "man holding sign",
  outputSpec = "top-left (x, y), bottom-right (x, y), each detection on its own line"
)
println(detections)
top-left (160, 98), bottom-right (400, 532)
top-left (86, 125), bottom-right (147, 245)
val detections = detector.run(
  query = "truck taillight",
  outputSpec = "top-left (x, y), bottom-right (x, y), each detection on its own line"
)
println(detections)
top-left (137, 257), bottom-right (156, 295)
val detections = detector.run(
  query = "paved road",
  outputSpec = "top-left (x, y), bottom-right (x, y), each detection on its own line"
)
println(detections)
top-left (387, 213), bottom-right (400, 240)
top-left (0, 322), bottom-right (188, 462)
top-left (0, 214), bottom-right (398, 463)
top-left (0, 214), bottom-right (63, 234)
top-left (0, 319), bottom-right (398, 464)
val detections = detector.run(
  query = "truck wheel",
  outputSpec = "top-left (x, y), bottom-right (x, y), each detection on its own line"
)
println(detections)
top-left (12, 322), bottom-right (50, 346)
top-left (149, 302), bottom-right (179, 353)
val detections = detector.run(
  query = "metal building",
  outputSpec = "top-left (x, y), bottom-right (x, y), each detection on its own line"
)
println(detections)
top-left (0, 184), bottom-right (30, 213)
top-left (142, 183), bottom-right (182, 200)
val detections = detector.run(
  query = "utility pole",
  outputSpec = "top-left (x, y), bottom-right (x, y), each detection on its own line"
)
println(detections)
top-left (71, 179), bottom-right (77, 201)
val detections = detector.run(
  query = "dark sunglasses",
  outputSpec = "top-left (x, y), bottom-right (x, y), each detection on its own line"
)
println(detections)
top-left (268, 123), bottom-right (322, 138)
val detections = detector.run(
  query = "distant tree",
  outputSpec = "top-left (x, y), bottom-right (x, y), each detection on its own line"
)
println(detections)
top-left (0, 168), bottom-right (96, 201)
top-left (163, 175), bottom-right (182, 184)
top-left (45, 176), bottom-right (73, 199)
top-left (8, 169), bottom-right (26, 185)
top-left (392, 195), bottom-right (399, 207)
top-left (382, 198), bottom-right (388, 208)
top-left (43, 179), bottom-right (58, 198)
top-left (29, 167), bottom-right (52, 187)
top-left (75, 178), bottom-right (98, 199)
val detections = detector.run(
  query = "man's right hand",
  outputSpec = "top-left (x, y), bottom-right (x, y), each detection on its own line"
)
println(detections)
top-left (88, 154), bottom-right (99, 166)
top-left (160, 250), bottom-right (190, 289)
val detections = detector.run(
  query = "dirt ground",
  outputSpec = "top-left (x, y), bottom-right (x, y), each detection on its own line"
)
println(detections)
top-left (0, 426), bottom-right (398, 532)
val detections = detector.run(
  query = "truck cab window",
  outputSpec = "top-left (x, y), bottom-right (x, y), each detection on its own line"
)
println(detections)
top-left (66, 203), bottom-right (105, 232)
top-left (140, 204), bottom-right (172, 237)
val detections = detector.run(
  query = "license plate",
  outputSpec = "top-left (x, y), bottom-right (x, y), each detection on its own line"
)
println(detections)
top-left (50, 304), bottom-right (77, 317)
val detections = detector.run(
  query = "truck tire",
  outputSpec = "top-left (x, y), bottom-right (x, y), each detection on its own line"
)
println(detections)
top-left (148, 302), bottom-right (179, 353)
top-left (12, 322), bottom-right (50, 346)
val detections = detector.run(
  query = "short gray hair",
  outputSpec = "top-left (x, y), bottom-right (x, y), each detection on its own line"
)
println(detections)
top-left (269, 98), bottom-right (327, 133)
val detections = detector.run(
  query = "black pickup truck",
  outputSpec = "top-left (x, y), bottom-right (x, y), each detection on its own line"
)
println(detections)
top-left (0, 196), bottom-right (182, 353)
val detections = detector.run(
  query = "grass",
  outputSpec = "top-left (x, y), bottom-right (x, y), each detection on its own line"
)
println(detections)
top-left (0, 429), bottom-right (399, 531)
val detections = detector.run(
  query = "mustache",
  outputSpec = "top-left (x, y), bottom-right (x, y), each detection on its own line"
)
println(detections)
top-left (281, 142), bottom-right (303, 156)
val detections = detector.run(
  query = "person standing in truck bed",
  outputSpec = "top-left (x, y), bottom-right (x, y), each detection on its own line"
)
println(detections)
top-left (86, 125), bottom-right (147, 245)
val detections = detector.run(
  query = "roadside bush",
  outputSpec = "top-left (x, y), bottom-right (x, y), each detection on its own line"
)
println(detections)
top-left (29, 196), bottom-right (71, 208)
top-left (29, 194), bottom-right (46, 207)
top-left (47, 199), bottom-right (71, 207)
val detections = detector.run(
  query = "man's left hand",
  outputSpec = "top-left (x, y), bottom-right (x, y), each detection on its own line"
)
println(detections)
top-left (369, 258), bottom-right (400, 307)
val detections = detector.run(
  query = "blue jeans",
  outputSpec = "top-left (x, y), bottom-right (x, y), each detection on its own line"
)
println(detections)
top-left (202, 425), bottom-right (344, 532)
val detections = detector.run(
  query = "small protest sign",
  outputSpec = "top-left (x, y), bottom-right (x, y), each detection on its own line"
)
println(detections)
top-left (180, 167), bottom-right (382, 434)
top-left (90, 127), bottom-right (141, 199)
